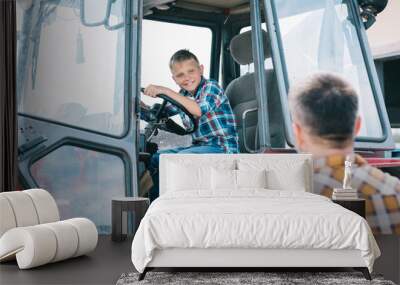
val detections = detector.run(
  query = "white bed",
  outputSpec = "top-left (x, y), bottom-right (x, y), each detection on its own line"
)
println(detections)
top-left (131, 154), bottom-right (380, 280)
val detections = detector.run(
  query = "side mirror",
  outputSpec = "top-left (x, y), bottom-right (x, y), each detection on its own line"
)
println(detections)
top-left (358, 0), bottom-right (388, 29)
top-left (80, 0), bottom-right (112, 27)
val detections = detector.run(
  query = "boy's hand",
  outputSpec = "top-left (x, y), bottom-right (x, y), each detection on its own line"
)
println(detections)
top-left (143, 85), bottom-right (172, 98)
top-left (144, 84), bottom-right (202, 118)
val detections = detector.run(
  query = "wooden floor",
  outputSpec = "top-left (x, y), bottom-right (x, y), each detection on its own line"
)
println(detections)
top-left (1, 235), bottom-right (398, 285)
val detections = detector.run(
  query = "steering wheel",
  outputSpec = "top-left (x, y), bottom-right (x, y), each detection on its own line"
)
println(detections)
top-left (140, 88), bottom-right (198, 141)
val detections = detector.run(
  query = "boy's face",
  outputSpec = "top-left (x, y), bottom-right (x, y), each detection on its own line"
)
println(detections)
top-left (171, 59), bottom-right (204, 94)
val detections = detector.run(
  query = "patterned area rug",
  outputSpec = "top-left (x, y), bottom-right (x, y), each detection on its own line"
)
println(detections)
top-left (116, 271), bottom-right (396, 285)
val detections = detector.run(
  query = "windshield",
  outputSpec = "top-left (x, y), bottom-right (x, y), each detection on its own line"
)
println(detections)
top-left (274, 0), bottom-right (383, 139)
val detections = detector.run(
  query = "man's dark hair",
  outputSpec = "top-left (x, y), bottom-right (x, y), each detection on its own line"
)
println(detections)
top-left (289, 73), bottom-right (358, 148)
top-left (169, 49), bottom-right (199, 69)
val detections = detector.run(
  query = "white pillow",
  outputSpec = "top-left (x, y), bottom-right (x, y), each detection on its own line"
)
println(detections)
top-left (168, 162), bottom-right (211, 191)
top-left (211, 169), bottom-right (268, 190)
top-left (212, 168), bottom-right (236, 190)
top-left (267, 167), bottom-right (306, 191)
top-left (238, 158), bottom-right (308, 191)
top-left (237, 169), bottom-right (268, 189)
top-left (166, 159), bottom-right (237, 192)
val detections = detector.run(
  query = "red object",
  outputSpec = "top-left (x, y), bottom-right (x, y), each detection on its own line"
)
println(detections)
top-left (365, 158), bottom-right (400, 168)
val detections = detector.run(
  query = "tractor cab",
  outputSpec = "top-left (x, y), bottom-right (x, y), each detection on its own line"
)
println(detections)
top-left (15, 0), bottom-right (396, 232)
top-left (139, 0), bottom-right (393, 154)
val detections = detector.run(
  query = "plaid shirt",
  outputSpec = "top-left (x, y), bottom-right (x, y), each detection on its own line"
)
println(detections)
top-left (165, 77), bottom-right (239, 153)
top-left (313, 153), bottom-right (400, 235)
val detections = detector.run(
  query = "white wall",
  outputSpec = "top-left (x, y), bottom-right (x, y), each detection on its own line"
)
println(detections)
top-left (367, 0), bottom-right (400, 58)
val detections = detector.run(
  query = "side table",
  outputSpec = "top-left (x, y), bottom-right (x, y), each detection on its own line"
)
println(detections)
top-left (332, 198), bottom-right (366, 218)
top-left (112, 197), bottom-right (150, 242)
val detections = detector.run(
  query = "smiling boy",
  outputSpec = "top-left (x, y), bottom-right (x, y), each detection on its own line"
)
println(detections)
top-left (143, 49), bottom-right (238, 201)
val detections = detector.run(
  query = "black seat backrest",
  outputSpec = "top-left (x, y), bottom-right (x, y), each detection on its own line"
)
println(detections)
top-left (225, 30), bottom-right (285, 152)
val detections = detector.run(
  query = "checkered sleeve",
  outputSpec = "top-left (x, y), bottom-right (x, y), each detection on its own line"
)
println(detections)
top-left (313, 155), bottom-right (400, 236)
top-left (195, 82), bottom-right (223, 116)
top-left (355, 166), bottom-right (400, 235)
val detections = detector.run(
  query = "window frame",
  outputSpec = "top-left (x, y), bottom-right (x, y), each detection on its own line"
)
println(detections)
top-left (17, 0), bottom-right (140, 201)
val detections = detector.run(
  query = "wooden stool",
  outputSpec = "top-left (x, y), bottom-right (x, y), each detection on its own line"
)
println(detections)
top-left (111, 197), bottom-right (149, 242)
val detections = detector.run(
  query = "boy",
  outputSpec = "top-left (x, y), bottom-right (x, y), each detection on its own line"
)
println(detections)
top-left (143, 49), bottom-right (238, 201)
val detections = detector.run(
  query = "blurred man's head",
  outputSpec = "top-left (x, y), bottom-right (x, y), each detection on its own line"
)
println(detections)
top-left (289, 73), bottom-right (361, 156)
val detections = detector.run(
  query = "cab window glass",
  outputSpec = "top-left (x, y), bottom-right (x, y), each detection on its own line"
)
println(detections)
top-left (274, 0), bottom-right (383, 139)
top-left (16, 0), bottom-right (126, 136)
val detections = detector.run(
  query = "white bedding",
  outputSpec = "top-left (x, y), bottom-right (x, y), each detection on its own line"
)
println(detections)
top-left (131, 190), bottom-right (380, 273)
